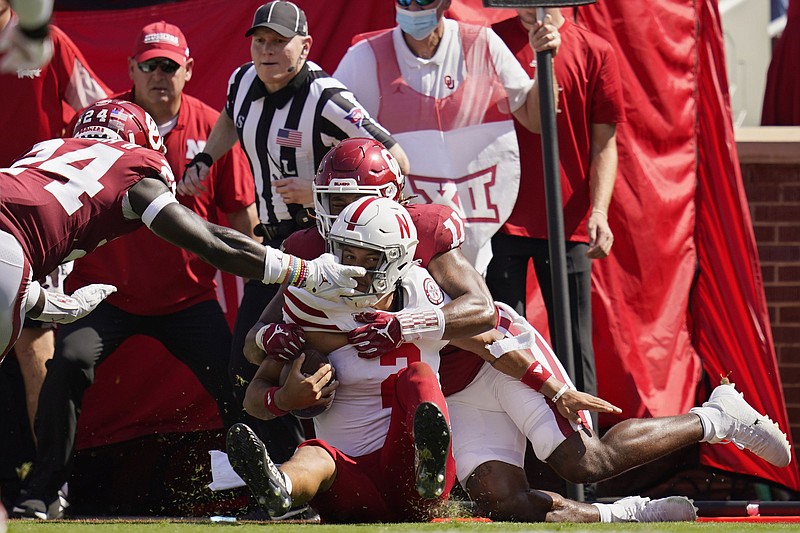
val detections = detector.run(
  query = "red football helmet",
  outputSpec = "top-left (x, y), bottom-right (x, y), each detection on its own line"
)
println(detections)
top-left (73, 99), bottom-right (165, 154)
top-left (314, 138), bottom-right (404, 236)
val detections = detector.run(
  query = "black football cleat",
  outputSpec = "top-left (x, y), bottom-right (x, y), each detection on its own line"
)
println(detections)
top-left (227, 423), bottom-right (292, 518)
top-left (412, 402), bottom-right (450, 499)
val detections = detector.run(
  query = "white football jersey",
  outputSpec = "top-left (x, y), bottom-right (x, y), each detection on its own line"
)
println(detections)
top-left (284, 265), bottom-right (449, 456)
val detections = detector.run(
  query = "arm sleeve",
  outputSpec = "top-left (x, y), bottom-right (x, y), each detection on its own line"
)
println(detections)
top-left (333, 41), bottom-right (382, 116)
top-left (487, 27), bottom-right (534, 113)
top-left (318, 86), bottom-right (397, 149)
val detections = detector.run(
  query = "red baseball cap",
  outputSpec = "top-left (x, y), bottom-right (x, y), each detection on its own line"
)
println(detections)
top-left (132, 21), bottom-right (190, 64)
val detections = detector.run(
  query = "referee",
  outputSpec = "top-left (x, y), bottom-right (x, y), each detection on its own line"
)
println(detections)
top-left (179, 0), bottom-right (410, 485)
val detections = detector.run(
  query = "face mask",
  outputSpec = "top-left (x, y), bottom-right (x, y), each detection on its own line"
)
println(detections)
top-left (396, 6), bottom-right (440, 40)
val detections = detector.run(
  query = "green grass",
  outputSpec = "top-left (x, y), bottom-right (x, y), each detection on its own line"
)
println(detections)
top-left (7, 521), bottom-right (800, 533)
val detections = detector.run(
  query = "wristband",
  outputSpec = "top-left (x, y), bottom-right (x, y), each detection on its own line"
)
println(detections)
top-left (590, 208), bottom-right (608, 218)
top-left (520, 362), bottom-right (553, 391)
top-left (190, 152), bottom-right (213, 168)
top-left (397, 307), bottom-right (445, 342)
top-left (264, 386), bottom-right (287, 416)
top-left (551, 384), bottom-right (570, 403)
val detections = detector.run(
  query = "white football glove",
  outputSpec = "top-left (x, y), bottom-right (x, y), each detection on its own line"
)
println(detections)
top-left (37, 284), bottom-right (117, 324)
top-left (0, 26), bottom-right (53, 74)
top-left (303, 253), bottom-right (365, 301)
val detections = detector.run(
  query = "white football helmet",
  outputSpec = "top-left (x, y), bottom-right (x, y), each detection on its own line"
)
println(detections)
top-left (328, 197), bottom-right (418, 308)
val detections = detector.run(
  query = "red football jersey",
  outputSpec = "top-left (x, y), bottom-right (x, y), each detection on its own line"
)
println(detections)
top-left (283, 201), bottom-right (484, 395)
top-left (0, 138), bottom-right (173, 279)
top-left (66, 93), bottom-right (255, 315)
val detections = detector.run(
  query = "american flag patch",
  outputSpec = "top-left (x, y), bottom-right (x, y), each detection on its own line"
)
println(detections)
top-left (276, 128), bottom-right (302, 148)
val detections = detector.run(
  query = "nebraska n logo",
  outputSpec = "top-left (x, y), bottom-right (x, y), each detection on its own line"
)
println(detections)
top-left (406, 165), bottom-right (500, 223)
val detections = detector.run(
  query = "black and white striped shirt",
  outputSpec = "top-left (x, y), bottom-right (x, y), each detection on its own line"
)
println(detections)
top-left (225, 60), bottom-right (397, 225)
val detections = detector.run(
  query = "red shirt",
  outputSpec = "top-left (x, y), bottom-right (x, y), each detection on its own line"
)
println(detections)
top-left (0, 138), bottom-right (171, 279)
top-left (67, 92), bottom-right (255, 315)
top-left (493, 17), bottom-right (625, 242)
top-left (282, 202), bottom-right (485, 396)
top-left (0, 23), bottom-right (109, 167)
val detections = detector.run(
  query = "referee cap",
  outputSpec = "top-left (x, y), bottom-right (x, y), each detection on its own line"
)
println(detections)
top-left (246, 1), bottom-right (308, 38)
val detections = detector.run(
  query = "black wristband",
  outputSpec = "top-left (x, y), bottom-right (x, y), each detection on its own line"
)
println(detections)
top-left (19, 23), bottom-right (50, 41)
top-left (187, 152), bottom-right (213, 168)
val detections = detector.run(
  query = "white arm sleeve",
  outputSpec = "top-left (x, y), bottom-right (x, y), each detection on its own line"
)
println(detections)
top-left (333, 41), bottom-right (382, 117)
top-left (487, 27), bottom-right (535, 113)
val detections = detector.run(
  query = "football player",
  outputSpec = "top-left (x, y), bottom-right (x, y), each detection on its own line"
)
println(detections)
top-left (228, 197), bottom-right (454, 522)
top-left (0, 99), bottom-right (364, 367)
top-left (241, 142), bottom-right (788, 523)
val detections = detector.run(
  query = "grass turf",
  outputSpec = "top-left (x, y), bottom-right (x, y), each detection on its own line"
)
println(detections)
top-left (7, 521), bottom-right (800, 532)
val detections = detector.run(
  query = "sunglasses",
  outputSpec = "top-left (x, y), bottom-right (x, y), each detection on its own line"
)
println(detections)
top-left (396, 0), bottom-right (437, 7)
top-left (137, 58), bottom-right (181, 74)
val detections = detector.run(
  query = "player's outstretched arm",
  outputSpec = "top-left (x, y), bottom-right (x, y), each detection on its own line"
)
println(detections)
top-left (128, 178), bottom-right (365, 294)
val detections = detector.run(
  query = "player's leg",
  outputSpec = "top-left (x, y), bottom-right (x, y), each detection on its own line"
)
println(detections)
top-left (155, 300), bottom-right (242, 428)
top-left (227, 424), bottom-right (340, 519)
top-left (380, 362), bottom-right (455, 520)
top-left (0, 229), bottom-right (30, 362)
top-left (15, 324), bottom-right (55, 437)
top-left (466, 461), bottom-right (599, 521)
top-left (547, 382), bottom-right (791, 482)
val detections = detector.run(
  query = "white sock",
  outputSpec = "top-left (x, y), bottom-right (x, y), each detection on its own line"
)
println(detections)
top-left (689, 408), bottom-right (716, 442)
top-left (282, 471), bottom-right (293, 496)
top-left (593, 502), bottom-right (612, 523)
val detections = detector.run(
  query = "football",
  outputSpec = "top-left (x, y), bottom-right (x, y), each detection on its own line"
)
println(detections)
top-left (279, 348), bottom-right (336, 419)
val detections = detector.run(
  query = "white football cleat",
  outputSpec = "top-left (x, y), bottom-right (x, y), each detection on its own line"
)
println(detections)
top-left (691, 383), bottom-right (791, 467)
top-left (613, 495), bottom-right (698, 522)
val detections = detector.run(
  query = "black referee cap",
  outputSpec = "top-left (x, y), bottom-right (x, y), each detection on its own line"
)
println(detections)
top-left (245, 1), bottom-right (308, 38)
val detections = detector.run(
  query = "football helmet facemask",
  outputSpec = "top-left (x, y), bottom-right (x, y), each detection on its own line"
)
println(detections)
top-left (327, 197), bottom-right (418, 308)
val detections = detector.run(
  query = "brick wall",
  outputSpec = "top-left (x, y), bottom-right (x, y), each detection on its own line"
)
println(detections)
top-left (737, 127), bottom-right (800, 446)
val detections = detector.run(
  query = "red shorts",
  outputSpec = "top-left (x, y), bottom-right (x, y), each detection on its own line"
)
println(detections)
top-left (300, 362), bottom-right (456, 523)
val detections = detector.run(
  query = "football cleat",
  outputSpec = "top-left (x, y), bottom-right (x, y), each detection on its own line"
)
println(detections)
top-left (412, 402), bottom-right (450, 499)
top-left (226, 423), bottom-right (292, 518)
top-left (612, 496), bottom-right (697, 522)
top-left (10, 496), bottom-right (65, 520)
top-left (691, 383), bottom-right (791, 467)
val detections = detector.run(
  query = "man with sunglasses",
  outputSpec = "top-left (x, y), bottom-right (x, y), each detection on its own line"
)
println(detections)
top-left (14, 21), bottom-right (260, 519)
top-left (334, 0), bottom-right (561, 274)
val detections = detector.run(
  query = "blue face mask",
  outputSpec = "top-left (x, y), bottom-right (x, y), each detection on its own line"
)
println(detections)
top-left (396, 6), bottom-right (440, 40)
